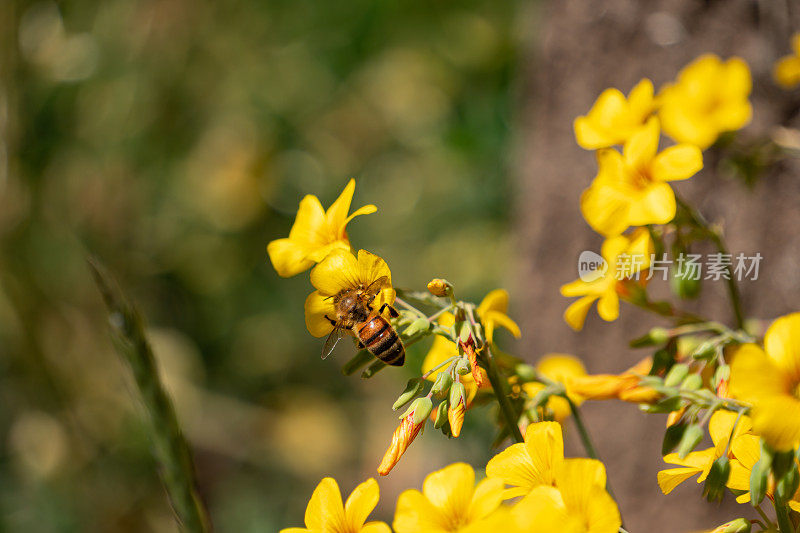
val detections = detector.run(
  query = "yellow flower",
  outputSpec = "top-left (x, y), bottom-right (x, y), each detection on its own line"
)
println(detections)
top-left (510, 459), bottom-right (621, 533)
top-left (422, 313), bottom-right (489, 404)
top-left (566, 356), bottom-right (658, 403)
top-left (476, 289), bottom-right (521, 345)
top-left (393, 463), bottom-right (505, 533)
top-left (560, 228), bottom-right (653, 331)
top-left (523, 354), bottom-right (587, 422)
top-left (485, 421), bottom-right (563, 499)
top-left (281, 477), bottom-right (391, 533)
top-left (726, 433), bottom-right (800, 509)
top-left (657, 410), bottom-right (752, 495)
top-left (304, 249), bottom-right (395, 337)
top-left (268, 179), bottom-right (377, 277)
top-left (580, 117), bottom-right (703, 236)
top-left (775, 34), bottom-right (800, 89)
top-left (658, 54), bottom-right (752, 149)
top-left (730, 312), bottom-right (800, 451)
top-left (574, 78), bottom-right (655, 149)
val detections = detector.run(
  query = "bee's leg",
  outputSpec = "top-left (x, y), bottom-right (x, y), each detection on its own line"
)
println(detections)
top-left (379, 303), bottom-right (400, 318)
top-left (356, 341), bottom-right (365, 349)
top-left (324, 314), bottom-right (337, 326)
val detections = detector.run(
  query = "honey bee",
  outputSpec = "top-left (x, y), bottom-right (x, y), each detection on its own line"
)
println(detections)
top-left (322, 276), bottom-right (405, 366)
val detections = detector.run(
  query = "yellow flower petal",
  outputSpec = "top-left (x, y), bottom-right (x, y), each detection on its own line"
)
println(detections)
top-left (360, 522), bottom-right (392, 533)
top-left (310, 249), bottom-right (361, 296)
top-left (512, 486), bottom-right (582, 533)
top-left (596, 292), bottom-right (619, 322)
top-left (650, 144), bottom-right (703, 182)
top-left (730, 343), bottom-right (790, 401)
top-left (305, 477), bottom-right (345, 531)
top-left (628, 78), bottom-right (655, 118)
top-left (523, 422), bottom-right (563, 484)
top-left (483, 310), bottom-right (521, 339)
top-left (556, 459), bottom-right (621, 533)
top-left (657, 467), bottom-right (703, 495)
top-left (750, 395), bottom-right (800, 451)
top-left (289, 194), bottom-right (327, 243)
top-left (564, 295), bottom-right (599, 331)
top-left (581, 175), bottom-right (631, 237)
top-left (623, 116), bottom-right (660, 171)
top-left (393, 489), bottom-right (443, 532)
top-left (626, 181), bottom-right (676, 226)
top-left (730, 434), bottom-right (760, 469)
top-left (325, 179), bottom-right (357, 230)
top-left (467, 477), bottom-right (505, 523)
top-left (537, 354), bottom-right (587, 385)
top-left (478, 289), bottom-right (509, 315)
top-left (267, 238), bottom-right (317, 278)
top-left (304, 291), bottom-right (337, 338)
top-left (344, 204), bottom-right (378, 226)
top-left (764, 312), bottom-right (800, 385)
top-left (344, 478), bottom-right (380, 531)
top-left (422, 463), bottom-right (475, 519)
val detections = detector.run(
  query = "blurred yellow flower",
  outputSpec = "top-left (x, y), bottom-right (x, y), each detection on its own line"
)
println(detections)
top-left (658, 54), bottom-right (752, 149)
top-left (281, 477), bottom-right (391, 533)
top-left (566, 356), bottom-right (658, 403)
top-left (523, 354), bottom-right (587, 422)
top-left (476, 289), bottom-right (521, 344)
top-left (304, 249), bottom-right (395, 337)
top-left (511, 460), bottom-right (621, 533)
top-left (657, 411), bottom-right (752, 495)
top-left (560, 228), bottom-right (653, 331)
top-left (730, 312), bottom-right (800, 451)
top-left (580, 117), bottom-right (702, 236)
top-left (393, 463), bottom-right (504, 533)
top-left (268, 179), bottom-right (377, 277)
top-left (422, 313), bottom-right (489, 403)
top-left (485, 421), bottom-right (563, 499)
top-left (574, 78), bottom-right (655, 150)
top-left (775, 34), bottom-right (800, 89)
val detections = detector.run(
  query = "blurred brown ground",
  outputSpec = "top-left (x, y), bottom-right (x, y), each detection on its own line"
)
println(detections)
top-left (517, 0), bottom-right (800, 530)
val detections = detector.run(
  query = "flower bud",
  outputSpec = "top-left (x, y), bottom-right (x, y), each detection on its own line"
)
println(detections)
top-left (714, 364), bottom-right (730, 397)
top-left (677, 424), bottom-right (704, 459)
top-left (662, 421), bottom-right (687, 455)
top-left (670, 264), bottom-right (702, 299)
top-left (776, 465), bottom-right (799, 503)
top-left (393, 379), bottom-right (423, 411)
top-left (378, 410), bottom-right (425, 476)
top-left (630, 327), bottom-right (671, 348)
top-left (450, 382), bottom-right (466, 408)
top-left (462, 341), bottom-right (485, 388)
top-left (403, 318), bottom-right (431, 337)
top-left (410, 397), bottom-right (433, 426)
top-left (749, 450), bottom-right (771, 506)
top-left (431, 372), bottom-right (453, 397)
top-left (703, 456), bottom-right (731, 502)
top-left (515, 364), bottom-right (537, 382)
top-left (427, 278), bottom-right (452, 297)
top-left (434, 400), bottom-right (449, 429)
top-left (455, 359), bottom-right (470, 375)
top-left (721, 519), bottom-right (751, 533)
top-left (448, 397), bottom-right (465, 438)
top-left (681, 373), bottom-right (703, 391)
top-left (664, 364), bottom-right (690, 388)
top-left (692, 341), bottom-right (718, 361)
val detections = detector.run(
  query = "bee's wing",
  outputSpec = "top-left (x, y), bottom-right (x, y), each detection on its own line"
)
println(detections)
top-left (322, 325), bottom-right (347, 360)
top-left (363, 276), bottom-right (391, 302)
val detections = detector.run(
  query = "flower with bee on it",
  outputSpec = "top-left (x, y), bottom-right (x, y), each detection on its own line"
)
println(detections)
top-left (267, 179), bottom-right (377, 278)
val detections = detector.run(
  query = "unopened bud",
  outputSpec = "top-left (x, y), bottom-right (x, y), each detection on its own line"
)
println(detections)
top-left (721, 519), bottom-right (751, 533)
top-left (703, 456), bottom-right (731, 502)
top-left (662, 421), bottom-right (687, 455)
top-left (664, 364), bottom-right (690, 388)
top-left (631, 327), bottom-right (671, 348)
top-left (427, 278), bottom-right (452, 297)
top-left (681, 373), bottom-right (703, 391)
top-left (692, 341), bottom-right (717, 360)
top-left (515, 364), bottom-right (537, 382)
top-left (749, 451), bottom-right (771, 506)
top-left (393, 379), bottom-right (423, 410)
top-left (410, 397), bottom-right (433, 426)
top-left (448, 398), bottom-right (465, 438)
top-left (677, 424), bottom-right (704, 459)
top-left (450, 382), bottom-right (466, 408)
top-left (403, 318), bottom-right (431, 337)
top-left (671, 265), bottom-right (702, 299)
top-left (431, 372), bottom-right (453, 397)
top-left (455, 359), bottom-right (470, 375)
top-left (434, 400), bottom-right (449, 429)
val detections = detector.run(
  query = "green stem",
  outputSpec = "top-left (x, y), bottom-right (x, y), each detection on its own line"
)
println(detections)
top-left (775, 498), bottom-right (793, 533)
top-left (484, 346), bottom-right (524, 444)
top-left (676, 195), bottom-right (744, 329)
top-left (89, 259), bottom-right (211, 533)
top-left (755, 503), bottom-right (774, 528)
top-left (566, 396), bottom-right (599, 460)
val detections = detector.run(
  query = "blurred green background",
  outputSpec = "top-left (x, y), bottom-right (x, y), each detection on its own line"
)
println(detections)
top-left (0, 0), bottom-right (530, 530)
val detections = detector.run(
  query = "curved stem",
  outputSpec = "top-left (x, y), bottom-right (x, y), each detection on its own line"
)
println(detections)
top-left (484, 346), bottom-right (524, 444)
top-left (566, 396), bottom-right (599, 460)
top-left (675, 195), bottom-right (744, 329)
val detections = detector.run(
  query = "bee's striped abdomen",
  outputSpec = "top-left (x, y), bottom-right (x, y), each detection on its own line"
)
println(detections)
top-left (357, 315), bottom-right (405, 366)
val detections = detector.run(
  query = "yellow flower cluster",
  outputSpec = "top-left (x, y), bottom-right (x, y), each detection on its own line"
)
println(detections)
top-left (283, 422), bottom-right (621, 533)
top-left (563, 54), bottom-right (752, 331)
